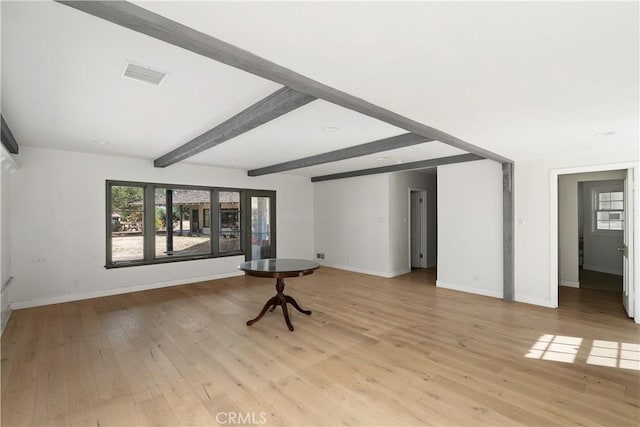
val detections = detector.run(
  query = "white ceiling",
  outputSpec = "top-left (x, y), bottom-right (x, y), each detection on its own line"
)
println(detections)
top-left (2, 1), bottom-right (638, 178)
top-left (186, 100), bottom-right (413, 172)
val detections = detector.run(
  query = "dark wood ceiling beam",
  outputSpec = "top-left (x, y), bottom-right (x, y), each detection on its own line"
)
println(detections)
top-left (56, 1), bottom-right (512, 165)
top-left (248, 133), bottom-right (432, 177)
top-left (154, 87), bottom-right (315, 167)
top-left (310, 153), bottom-right (482, 182)
top-left (1, 115), bottom-right (19, 154)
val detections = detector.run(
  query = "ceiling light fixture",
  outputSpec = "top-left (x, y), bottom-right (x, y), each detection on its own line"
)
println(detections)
top-left (375, 157), bottom-right (389, 161)
top-left (323, 126), bottom-right (339, 132)
top-left (594, 131), bottom-right (616, 137)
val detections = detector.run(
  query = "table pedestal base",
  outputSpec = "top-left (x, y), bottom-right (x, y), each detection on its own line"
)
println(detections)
top-left (246, 278), bottom-right (311, 331)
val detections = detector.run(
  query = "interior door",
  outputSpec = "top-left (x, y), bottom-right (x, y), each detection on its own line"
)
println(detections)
top-left (622, 168), bottom-right (635, 317)
top-left (244, 191), bottom-right (276, 261)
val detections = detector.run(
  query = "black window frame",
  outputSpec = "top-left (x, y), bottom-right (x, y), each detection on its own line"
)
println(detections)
top-left (105, 180), bottom-right (275, 268)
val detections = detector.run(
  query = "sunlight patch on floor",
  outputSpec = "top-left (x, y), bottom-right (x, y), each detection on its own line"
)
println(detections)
top-left (587, 340), bottom-right (640, 370)
top-left (526, 335), bottom-right (640, 370)
top-left (525, 334), bottom-right (581, 363)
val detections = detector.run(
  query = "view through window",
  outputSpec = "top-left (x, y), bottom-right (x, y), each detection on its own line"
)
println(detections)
top-left (596, 190), bottom-right (624, 230)
top-left (110, 185), bottom-right (144, 262)
top-left (155, 188), bottom-right (211, 258)
top-left (107, 181), bottom-right (273, 267)
top-left (219, 191), bottom-right (241, 253)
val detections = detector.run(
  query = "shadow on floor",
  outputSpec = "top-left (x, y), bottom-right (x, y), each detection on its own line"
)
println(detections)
top-left (579, 269), bottom-right (623, 292)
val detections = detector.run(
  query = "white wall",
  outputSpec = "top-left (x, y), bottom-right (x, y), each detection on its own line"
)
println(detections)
top-left (558, 170), bottom-right (625, 286)
top-left (313, 174), bottom-right (391, 276)
top-left (582, 180), bottom-right (624, 275)
top-left (425, 175), bottom-right (438, 269)
top-left (437, 160), bottom-right (503, 298)
top-left (12, 144), bottom-right (636, 313)
top-left (312, 145), bottom-right (638, 312)
top-left (1, 151), bottom-right (16, 331)
top-left (388, 170), bottom-right (437, 274)
top-left (515, 146), bottom-right (638, 308)
top-left (9, 147), bottom-right (314, 308)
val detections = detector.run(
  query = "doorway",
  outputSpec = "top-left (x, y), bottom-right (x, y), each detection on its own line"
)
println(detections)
top-left (580, 180), bottom-right (624, 291)
top-left (551, 164), bottom-right (636, 321)
top-left (409, 189), bottom-right (427, 269)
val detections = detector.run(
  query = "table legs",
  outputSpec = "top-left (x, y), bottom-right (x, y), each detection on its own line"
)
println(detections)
top-left (246, 278), bottom-right (311, 331)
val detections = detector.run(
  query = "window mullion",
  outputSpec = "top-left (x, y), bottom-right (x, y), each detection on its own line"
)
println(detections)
top-left (144, 185), bottom-right (156, 261)
top-left (212, 189), bottom-right (220, 257)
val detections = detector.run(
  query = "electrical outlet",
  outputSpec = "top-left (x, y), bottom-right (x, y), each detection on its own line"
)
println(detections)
top-left (316, 253), bottom-right (325, 260)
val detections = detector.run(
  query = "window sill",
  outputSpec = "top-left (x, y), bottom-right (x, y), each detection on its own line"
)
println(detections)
top-left (105, 251), bottom-right (245, 269)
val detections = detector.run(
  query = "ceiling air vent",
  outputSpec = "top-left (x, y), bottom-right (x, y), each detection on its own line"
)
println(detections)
top-left (121, 62), bottom-right (168, 86)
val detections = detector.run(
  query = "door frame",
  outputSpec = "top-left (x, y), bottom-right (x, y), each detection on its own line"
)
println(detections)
top-left (408, 188), bottom-right (428, 270)
top-left (549, 161), bottom-right (639, 323)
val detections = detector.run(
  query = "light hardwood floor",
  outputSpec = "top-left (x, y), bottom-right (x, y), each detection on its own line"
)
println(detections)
top-left (2, 267), bottom-right (639, 426)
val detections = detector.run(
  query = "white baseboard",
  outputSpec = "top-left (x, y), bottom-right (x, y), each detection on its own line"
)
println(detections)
top-left (389, 268), bottom-right (412, 277)
top-left (11, 271), bottom-right (244, 310)
top-left (582, 265), bottom-right (623, 276)
top-left (559, 280), bottom-right (580, 288)
top-left (515, 295), bottom-right (557, 308)
top-left (319, 262), bottom-right (399, 278)
top-left (435, 280), bottom-right (503, 299)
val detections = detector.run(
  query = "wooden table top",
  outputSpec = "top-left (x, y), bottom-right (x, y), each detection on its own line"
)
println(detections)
top-left (238, 258), bottom-right (320, 279)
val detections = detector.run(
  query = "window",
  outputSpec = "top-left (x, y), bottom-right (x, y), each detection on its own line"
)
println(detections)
top-left (154, 188), bottom-right (211, 258)
top-left (109, 185), bottom-right (144, 263)
top-left (251, 196), bottom-right (272, 260)
top-left (596, 190), bottom-right (624, 231)
top-left (219, 191), bottom-right (241, 253)
top-left (106, 181), bottom-right (273, 268)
